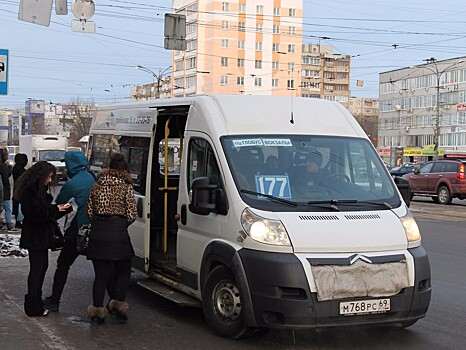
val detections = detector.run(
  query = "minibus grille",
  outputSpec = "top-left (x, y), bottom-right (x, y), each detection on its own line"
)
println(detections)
top-left (299, 215), bottom-right (339, 221)
top-left (344, 214), bottom-right (381, 220)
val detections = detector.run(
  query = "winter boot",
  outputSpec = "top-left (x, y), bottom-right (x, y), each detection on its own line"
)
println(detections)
top-left (24, 294), bottom-right (49, 317)
top-left (87, 305), bottom-right (108, 324)
top-left (108, 299), bottom-right (129, 323)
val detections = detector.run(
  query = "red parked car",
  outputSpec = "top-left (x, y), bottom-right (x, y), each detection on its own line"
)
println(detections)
top-left (403, 160), bottom-right (466, 204)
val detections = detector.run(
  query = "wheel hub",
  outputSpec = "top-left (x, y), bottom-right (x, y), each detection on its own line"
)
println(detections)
top-left (214, 281), bottom-right (241, 322)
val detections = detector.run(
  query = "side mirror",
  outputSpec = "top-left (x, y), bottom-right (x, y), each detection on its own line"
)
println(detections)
top-left (394, 176), bottom-right (411, 207)
top-left (189, 177), bottom-right (228, 215)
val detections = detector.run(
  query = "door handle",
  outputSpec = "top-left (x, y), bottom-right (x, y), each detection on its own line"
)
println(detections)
top-left (181, 204), bottom-right (187, 225)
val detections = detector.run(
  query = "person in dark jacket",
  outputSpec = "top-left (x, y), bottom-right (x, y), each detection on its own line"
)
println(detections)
top-left (14, 161), bottom-right (72, 317)
top-left (86, 153), bottom-right (137, 324)
top-left (43, 151), bottom-right (95, 312)
top-left (0, 148), bottom-right (16, 232)
top-left (12, 153), bottom-right (28, 228)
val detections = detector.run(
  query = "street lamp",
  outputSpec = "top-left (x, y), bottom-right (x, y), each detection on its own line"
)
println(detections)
top-left (422, 58), bottom-right (463, 159)
top-left (136, 65), bottom-right (172, 99)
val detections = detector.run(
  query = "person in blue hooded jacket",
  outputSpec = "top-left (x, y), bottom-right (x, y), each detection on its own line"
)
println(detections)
top-left (43, 150), bottom-right (95, 311)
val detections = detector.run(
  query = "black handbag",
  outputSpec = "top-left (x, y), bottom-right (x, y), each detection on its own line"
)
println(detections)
top-left (51, 222), bottom-right (65, 251)
top-left (77, 224), bottom-right (91, 254)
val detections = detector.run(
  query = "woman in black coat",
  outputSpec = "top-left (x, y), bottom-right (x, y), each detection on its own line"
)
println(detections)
top-left (12, 153), bottom-right (28, 227)
top-left (14, 161), bottom-right (72, 317)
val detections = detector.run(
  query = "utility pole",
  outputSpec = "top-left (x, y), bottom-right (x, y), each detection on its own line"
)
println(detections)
top-left (422, 58), bottom-right (463, 160)
top-left (136, 65), bottom-right (172, 99)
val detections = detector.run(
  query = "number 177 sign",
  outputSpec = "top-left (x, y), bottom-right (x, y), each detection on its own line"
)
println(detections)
top-left (0, 49), bottom-right (8, 95)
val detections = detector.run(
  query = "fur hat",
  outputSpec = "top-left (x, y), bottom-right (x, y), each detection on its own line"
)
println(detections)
top-left (109, 152), bottom-right (129, 171)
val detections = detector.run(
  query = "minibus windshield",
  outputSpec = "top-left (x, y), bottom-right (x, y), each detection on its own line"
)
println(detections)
top-left (221, 135), bottom-right (400, 211)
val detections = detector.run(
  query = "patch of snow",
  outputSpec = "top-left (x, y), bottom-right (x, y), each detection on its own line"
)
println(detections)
top-left (0, 234), bottom-right (28, 258)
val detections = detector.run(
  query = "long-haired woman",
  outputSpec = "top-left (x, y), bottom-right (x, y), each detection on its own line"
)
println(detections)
top-left (14, 161), bottom-right (72, 317)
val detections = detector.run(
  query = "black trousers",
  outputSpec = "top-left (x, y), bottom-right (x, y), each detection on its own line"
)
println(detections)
top-left (91, 259), bottom-right (131, 307)
top-left (50, 219), bottom-right (80, 303)
top-left (27, 249), bottom-right (49, 297)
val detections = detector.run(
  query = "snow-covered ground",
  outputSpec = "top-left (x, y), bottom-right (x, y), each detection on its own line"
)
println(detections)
top-left (0, 234), bottom-right (28, 258)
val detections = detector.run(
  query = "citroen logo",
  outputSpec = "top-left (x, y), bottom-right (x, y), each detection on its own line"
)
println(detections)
top-left (349, 254), bottom-right (373, 264)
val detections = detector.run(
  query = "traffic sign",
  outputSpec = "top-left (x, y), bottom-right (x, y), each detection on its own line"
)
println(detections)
top-left (0, 49), bottom-right (8, 95)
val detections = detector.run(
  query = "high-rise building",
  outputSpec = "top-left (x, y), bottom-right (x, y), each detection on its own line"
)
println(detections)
top-left (300, 44), bottom-right (351, 108)
top-left (172, 0), bottom-right (303, 97)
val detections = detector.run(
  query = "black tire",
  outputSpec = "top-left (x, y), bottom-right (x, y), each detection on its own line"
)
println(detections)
top-left (437, 185), bottom-right (452, 205)
top-left (202, 265), bottom-right (252, 339)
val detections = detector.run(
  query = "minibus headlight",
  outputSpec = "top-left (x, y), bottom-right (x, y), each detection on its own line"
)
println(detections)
top-left (241, 208), bottom-right (291, 246)
top-left (400, 210), bottom-right (421, 244)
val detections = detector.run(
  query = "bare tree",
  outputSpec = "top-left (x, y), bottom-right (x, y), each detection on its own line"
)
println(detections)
top-left (65, 99), bottom-right (95, 147)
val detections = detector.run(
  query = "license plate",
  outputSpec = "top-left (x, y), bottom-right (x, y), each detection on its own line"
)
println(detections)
top-left (339, 299), bottom-right (390, 315)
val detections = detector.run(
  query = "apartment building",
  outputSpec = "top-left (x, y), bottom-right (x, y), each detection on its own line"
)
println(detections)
top-left (131, 77), bottom-right (172, 101)
top-left (378, 57), bottom-right (466, 158)
top-left (300, 44), bottom-right (351, 108)
top-left (172, 0), bottom-right (303, 96)
top-left (348, 97), bottom-right (379, 145)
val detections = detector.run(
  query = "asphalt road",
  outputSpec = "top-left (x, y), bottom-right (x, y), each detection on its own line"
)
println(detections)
top-left (0, 197), bottom-right (465, 349)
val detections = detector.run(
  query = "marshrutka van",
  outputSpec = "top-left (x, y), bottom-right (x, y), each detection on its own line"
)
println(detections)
top-left (88, 95), bottom-right (431, 338)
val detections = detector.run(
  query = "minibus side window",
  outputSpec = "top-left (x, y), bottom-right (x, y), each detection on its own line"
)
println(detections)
top-left (188, 138), bottom-right (220, 190)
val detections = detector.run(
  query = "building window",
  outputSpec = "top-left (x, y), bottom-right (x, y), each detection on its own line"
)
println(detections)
top-left (255, 41), bottom-right (262, 50)
top-left (273, 7), bottom-right (280, 15)
top-left (221, 57), bottom-right (228, 66)
top-left (288, 44), bottom-right (295, 53)
top-left (272, 61), bottom-right (279, 70)
top-left (238, 22), bottom-right (245, 32)
top-left (175, 60), bottom-right (184, 72)
top-left (186, 75), bottom-right (196, 87)
top-left (187, 39), bottom-right (197, 51)
top-left (272, 79), bottom-right (279, 87)
top-left (289, 8), bottom-right (296, 17)
top-left (221, 39), bottom-right (229, 48)
top-left (237, 76), bottom-right (244, 85)
top-left (221, 75), bottom-right (229, 85)
top-left (238, 40), bottom-right (245, 49)
top-left (255, 77), bottom-right (262, 86)
top-left (288, 62), bottom-right (295, 71)
top-left (256, 23), bottom-right (263, 32)
top-left (237, 58), bottom-right (245, 67)
top-left (222, 21), bottom-right (229, 29)
top-left (273, 25), bottom-right (279, 34)
top-left (256, 5), bottom-right (263, 14)
top-left (186, 57), bottom-right (196, 69)
top-left (287, 80), bottom-right (294, 89)
top-left (187, 22), bottom-right (196, 34)
top-left (239, 3), bottom-right (246, 12)
top-left (222, 2), bottom-right (229, 11)
top-left (272, 43), bottom-right (279, 52)
top-left (289, 26), bottom-right (296, 35)
top-left (255, 60), bottom-right (262, 69)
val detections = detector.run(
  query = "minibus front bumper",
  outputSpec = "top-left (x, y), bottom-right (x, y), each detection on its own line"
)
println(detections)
top-left (236, 246), bottom-right (431, 329)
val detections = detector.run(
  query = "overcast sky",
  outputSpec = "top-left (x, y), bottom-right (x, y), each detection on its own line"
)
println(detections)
top-left (1, 0), bottom-right (465, 109)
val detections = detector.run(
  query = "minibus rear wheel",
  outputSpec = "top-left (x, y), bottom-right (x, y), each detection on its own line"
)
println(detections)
top-left (202, 265), bottom-right (253, 339)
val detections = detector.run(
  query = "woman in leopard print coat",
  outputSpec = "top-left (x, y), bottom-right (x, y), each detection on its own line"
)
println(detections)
top-left (86, 153), bottom-right (137, 324)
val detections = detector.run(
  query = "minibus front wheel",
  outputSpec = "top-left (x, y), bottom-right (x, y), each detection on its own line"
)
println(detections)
top-left (202, 265), bottom-right (254, 339)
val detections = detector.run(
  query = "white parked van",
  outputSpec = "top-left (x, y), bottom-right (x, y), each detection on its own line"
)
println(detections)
top-left (88, 95), bottom-right (430, 338)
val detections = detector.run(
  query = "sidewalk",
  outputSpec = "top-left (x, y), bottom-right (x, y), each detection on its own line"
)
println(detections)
top-left (0, 234), bottom-right (62, 350)
top-left (0, 291), bottom-right (60, 349)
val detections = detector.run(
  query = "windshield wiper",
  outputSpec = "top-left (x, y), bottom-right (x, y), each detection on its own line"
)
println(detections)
top-left (306, 199), bottom-right (340, 211)
top-left (307, 199), bottom-right (392, 209)
top-left (240, 189), bottom-right (297, 207)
